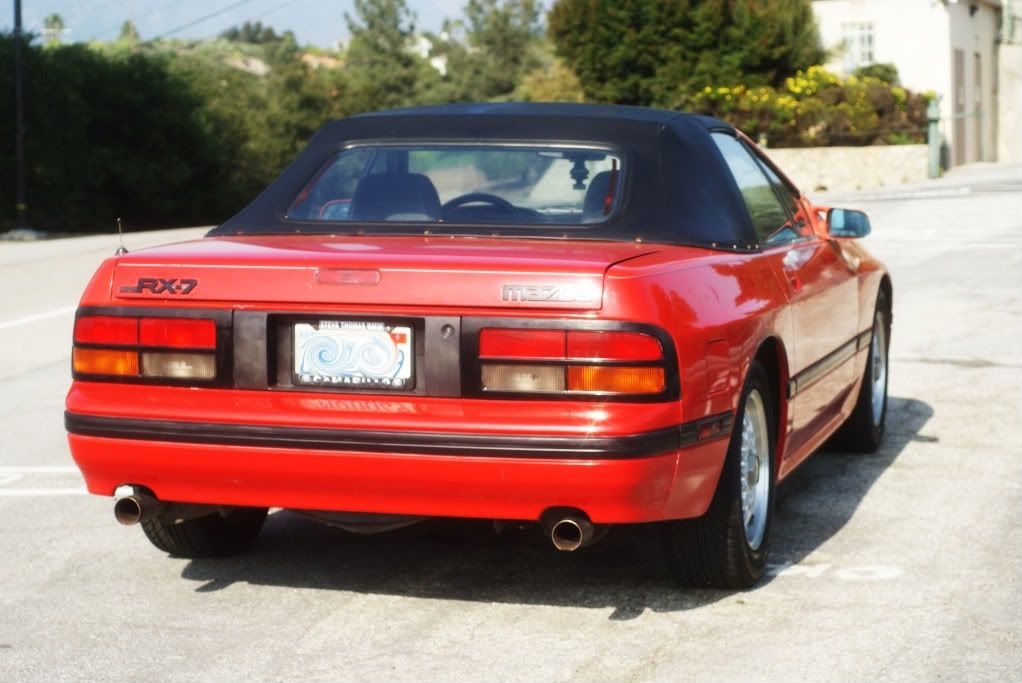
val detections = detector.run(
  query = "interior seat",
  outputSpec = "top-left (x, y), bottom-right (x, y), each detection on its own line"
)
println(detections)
top-left (350, 173), bottom-right (441, 222)
top-left (581, 171), bottom-right (615, 223)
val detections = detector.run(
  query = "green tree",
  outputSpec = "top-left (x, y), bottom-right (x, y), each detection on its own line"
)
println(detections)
top-left (42, 13), bottom-right (65, 46)
top-left (514, 40), bottom-right (584, 102)
top-left (118, 20), bottom-right (140, 43)
top-left (429, 1), bottom-right (543, 102)
top-left (516, 58), bottom-right (585, 102)
top-left (220, 21), bottom-right (281, 44)
top-left (343, 0), bottom-right (440, 111)
top-left (548, 0), bottom-right (824, 107)
top-left (464, 0), bottom-right (542, 98)
top-left (263, 30), bottom-right (301, 65)
top-left (263, 62), bottom-right (351, 172)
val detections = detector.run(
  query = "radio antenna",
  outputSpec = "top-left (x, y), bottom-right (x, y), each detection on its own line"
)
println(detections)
top-left (115, 217), bottom-right (128, 255)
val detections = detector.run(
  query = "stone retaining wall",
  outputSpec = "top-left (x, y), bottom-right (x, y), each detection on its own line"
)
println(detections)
top-left (765, 144), bottom-right (929, 193)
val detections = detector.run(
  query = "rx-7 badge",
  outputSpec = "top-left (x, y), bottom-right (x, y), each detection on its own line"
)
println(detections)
top-left (120, 277), bottom-right (198, 295)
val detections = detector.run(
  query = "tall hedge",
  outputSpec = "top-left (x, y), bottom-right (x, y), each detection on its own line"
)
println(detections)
top-left (0, 35), bottom-right (239, 232)
top-left (547, 0), bottom-right (824, 107)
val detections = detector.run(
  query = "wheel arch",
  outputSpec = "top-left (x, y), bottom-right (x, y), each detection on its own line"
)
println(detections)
top-left (878, 273), bottom-right (893, 329)
top-left (751, 335), bottom-right (790, 466)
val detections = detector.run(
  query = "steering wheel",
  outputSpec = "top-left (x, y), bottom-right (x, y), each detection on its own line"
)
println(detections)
top-left (442, 193), bottom-right (515, 213)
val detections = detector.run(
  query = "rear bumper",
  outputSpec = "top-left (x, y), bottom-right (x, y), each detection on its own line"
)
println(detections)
top-left (65, 412), bottom-right (732, 523)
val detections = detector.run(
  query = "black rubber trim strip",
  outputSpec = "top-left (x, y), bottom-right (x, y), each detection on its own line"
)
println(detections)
top-left (679, 411), bottom-right (734, 446)
top-left (65, 410), bottom-right (733, 459)
top-left (855, 328), bottom-right (873, 351)
top-left (788, 328), bottom-right (873, 399)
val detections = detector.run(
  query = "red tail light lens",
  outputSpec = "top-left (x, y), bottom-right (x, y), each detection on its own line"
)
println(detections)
top-left (139, 318), bottom-right (216, 349)
top-left (477, 326), bottom-right (671, 398)
top-left (479, 329), bottom-right (565, 359)
top-left (566, 331), bottom-right (662, 361)
top-left (72, 313), bottom-right (218, 383)
top-left (73, 316), bottom-right (138, 346)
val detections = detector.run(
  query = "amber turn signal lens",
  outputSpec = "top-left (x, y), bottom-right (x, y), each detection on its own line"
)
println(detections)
top-left (567, 366), bottom-right (665, 394)
top-left (72, 348), bottom-right (139, 376)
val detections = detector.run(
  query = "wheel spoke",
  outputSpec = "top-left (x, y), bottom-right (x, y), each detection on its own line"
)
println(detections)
top-left (739, 389), bottom-right (770, 550)
top-left (870, 313), bottom-right (887, 426)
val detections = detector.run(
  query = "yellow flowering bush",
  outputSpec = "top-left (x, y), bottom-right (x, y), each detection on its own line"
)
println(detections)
top-left (689, 66), bottom-right (931, 147)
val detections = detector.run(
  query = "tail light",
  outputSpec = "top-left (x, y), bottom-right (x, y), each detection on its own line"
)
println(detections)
top-left (72, 348), bottom-right (139, 377)
top-left (477, 327), bottom-right (673, 398)
top-left (73, 315), bottom-right (218, 382)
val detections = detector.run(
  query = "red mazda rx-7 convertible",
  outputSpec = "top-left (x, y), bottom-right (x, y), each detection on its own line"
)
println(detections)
top-left (66, 103), bottom-right (891, 588)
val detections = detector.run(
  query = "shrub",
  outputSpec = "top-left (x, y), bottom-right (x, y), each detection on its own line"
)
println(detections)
top-left (690, 66), bottom-right (930, 147)
top-left (852, 62), bottom-right (900, 85)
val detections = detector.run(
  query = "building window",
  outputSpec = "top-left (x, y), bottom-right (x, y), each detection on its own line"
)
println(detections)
top-left (842, 22), bottom-right (875, 72)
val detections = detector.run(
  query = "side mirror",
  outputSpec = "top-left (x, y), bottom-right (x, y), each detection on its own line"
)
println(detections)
top-left (827, 208), bottom-right (871, 238)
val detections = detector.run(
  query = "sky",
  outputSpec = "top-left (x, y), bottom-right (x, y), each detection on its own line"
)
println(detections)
top-left (5, 0), bottom-right (470, 48)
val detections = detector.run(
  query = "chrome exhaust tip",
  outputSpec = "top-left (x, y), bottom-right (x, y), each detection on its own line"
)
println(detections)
top-left (113, 495), bottom-right (144, 525)
top-left (550, 517), bottom-right (593, 552)
top-left (113, 493), bottom-right (165, 525)
top-left (541, 509), bottom-right (602, 552)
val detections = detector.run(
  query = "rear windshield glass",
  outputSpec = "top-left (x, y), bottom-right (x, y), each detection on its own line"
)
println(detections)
top-left (286, 144), bottom-right (623, 226)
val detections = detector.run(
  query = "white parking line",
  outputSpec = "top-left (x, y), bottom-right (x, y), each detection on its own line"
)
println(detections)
top-left (0, 466), bottom-right (80, 474)
top-left (0, 305), bottom-right (77, 330)
top-left (0, 487), bottom-right (87, 497)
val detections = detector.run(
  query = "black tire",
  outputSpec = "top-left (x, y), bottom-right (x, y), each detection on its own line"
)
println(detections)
top-left (829, 292), bottom-right (890, 453)
top-left (662, 361), bottom-right (777, 589)
top-left (140, 507), bottom-right (268, 558)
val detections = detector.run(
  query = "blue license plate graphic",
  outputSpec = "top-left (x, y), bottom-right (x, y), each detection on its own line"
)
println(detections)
top-left (294, 321), bottom-right (413, 389)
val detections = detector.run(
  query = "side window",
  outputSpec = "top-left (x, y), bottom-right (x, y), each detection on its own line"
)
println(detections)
top-left (756, 156), bottom-right (812, 242)
top-left (711, 133), bottom-right (791, 245)
top-left (287, 149), bottom-right (375, 220)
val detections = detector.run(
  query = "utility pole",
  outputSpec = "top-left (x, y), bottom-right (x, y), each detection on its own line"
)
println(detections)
top-left (12, 0), bottom-right (31, 230)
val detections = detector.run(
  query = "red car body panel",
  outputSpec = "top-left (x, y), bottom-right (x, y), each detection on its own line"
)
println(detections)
top-left (64, 110), bottom-right (890, 528)
top-left (66, 229), bottom-right (885, 522)
top-left (68, 434), bottom-right (726, 522)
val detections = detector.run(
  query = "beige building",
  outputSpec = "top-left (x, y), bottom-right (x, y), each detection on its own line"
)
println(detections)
top-left (812, 0), bottom-right (1022, 166)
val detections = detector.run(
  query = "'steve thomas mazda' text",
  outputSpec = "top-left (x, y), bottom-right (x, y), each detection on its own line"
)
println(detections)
top-left (66, 103), bottom-right (891, 588)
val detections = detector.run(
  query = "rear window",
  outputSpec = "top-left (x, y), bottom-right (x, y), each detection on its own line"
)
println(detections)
top-left (286, 144), bottom-right (624, 226)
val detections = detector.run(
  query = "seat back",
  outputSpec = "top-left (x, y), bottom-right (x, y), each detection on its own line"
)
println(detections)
top-left (582, 171), bottom-right (613, 223)
top-left (350, 173), bottom-right (441, 222)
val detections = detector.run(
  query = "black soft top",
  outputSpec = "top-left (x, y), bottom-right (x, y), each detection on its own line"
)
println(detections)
top-left (210, 102), bottom-right (759, 250)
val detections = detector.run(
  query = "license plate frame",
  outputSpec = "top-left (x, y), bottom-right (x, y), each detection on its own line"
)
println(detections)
top-left (292, 320), bottom-right (414, 390)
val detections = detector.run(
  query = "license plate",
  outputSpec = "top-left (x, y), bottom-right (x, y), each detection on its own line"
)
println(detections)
top-left (293, 321), bottom-right (413, 389)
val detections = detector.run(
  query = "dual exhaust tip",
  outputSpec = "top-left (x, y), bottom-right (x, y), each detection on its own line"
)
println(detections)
top-left (116, 494), bottom-right (602, 552)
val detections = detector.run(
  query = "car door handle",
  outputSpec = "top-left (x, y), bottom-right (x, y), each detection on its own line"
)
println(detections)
top-left (788, 274), bottom-right (803, 292)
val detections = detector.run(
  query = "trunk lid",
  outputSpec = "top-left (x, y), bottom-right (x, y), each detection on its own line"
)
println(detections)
top-left (111, 235), bottom-right (657, 310)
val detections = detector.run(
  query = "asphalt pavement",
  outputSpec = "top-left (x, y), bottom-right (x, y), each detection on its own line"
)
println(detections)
top-left (1, 166), bottom-right (1020, 682)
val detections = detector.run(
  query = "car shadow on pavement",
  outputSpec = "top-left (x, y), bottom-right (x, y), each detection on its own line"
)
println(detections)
top-left (180, 396), bottom-right (933, 619)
